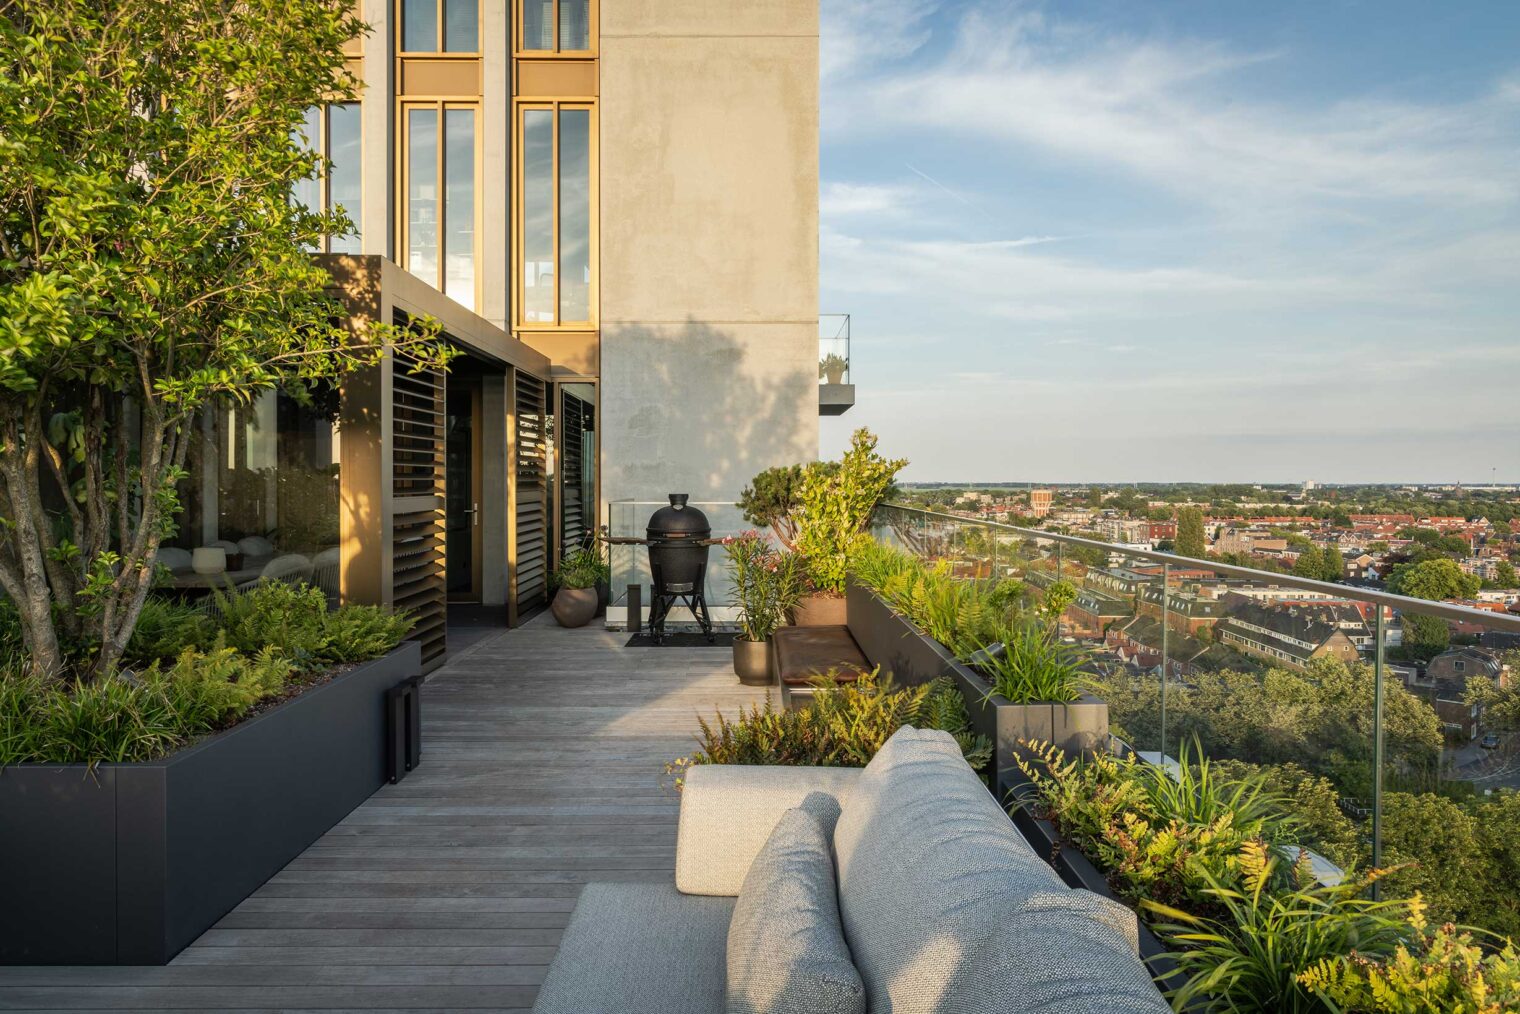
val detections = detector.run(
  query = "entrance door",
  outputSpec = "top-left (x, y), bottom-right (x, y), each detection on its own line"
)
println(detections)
top-left (445, 381), bottom-right (482, 602)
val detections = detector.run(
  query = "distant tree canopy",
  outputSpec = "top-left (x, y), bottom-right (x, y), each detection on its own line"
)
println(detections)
top-left (1174, 508), bottom-right (1207, 559)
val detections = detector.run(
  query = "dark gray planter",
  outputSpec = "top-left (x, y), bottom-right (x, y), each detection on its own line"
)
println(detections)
top-left (0, 640), bottom-right (422, 966)
top-left (846, 578), bottom-right (1108, 798)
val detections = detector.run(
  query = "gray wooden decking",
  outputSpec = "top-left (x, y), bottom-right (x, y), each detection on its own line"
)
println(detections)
top-left (0, 617), bottom-right (768, 1012)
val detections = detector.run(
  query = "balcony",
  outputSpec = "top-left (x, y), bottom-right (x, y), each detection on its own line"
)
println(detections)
top-left (818, 313), bottom-right (855, 415)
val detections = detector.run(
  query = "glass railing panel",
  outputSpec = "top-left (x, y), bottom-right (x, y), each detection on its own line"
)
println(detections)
top-left (605, 499), bottom-right (749, 623)
top-left (1376, 599), bottom-right (1517, 935)
top-left (1073, 547), bottom-right (1163, 757)
top-left (818, 313), bottom-right (851, 385)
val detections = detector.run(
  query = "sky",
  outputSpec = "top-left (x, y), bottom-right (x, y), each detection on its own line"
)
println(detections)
top-left (816, 0), bottom-right (1520, 485)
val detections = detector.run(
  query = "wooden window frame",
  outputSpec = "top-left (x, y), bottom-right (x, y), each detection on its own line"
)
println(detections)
top-left (513, 0), bottom-right (598, 58)
top-left (512, 99), bottom-right (598, 331)
top-left (396, 0), bottom-right (484, 58)
top-left (398, 99), bottom-right (484, 313)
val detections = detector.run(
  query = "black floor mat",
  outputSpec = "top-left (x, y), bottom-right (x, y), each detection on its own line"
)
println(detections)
top-left (624, 632), bottom-right (727, 647)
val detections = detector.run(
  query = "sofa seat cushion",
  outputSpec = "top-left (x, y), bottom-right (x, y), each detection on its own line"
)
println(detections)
top-left (940, 891), bottom-right (1170, 1012)
top-left (727, 807), bottom-right (865, 1014)
top-left (773, 625), bottom-right (871, 686)
top-left (834, 727), bottom-right (1145, 1013)
top-left (532, 882), bottom-right (734, 1014)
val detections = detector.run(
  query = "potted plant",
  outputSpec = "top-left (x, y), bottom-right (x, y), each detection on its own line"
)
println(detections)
top-left (723, 532), bottom-right (802, 684)
top-left (551, 548), bottom-right (609, 628)
top-left (792, 428), bottom-right (907, 625)
top-left (819, 353), bottom-right (848, 385)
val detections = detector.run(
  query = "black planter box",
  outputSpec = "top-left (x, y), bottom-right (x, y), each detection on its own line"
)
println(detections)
top-left (1004, 774), bottom-right (1181, 993)
top-left (846, 579), bottom-right (1108, 797)
top-left (0, 641), bottom-right (422, 965)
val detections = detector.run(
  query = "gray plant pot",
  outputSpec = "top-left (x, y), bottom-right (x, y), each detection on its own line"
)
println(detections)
top-left (551, 586), bottom-right (599, 628)
top-left (732, 637), bottom-right (773, 686)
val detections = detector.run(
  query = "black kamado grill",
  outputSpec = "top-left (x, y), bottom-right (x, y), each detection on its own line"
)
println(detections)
top-left (642, 494), bottom-right (716, 644)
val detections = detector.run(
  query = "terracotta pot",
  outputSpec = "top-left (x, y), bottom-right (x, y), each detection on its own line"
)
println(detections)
top-left (791, 593), bottom-right (847, 627)
top-left (824, 366), bottom-right (845, 384)
top-left (551, 587), bottom-right (599, 628)
top-left (732, 637), bottom-right (773, 686)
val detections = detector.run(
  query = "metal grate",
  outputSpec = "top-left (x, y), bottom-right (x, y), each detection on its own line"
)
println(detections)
top-left (515, 372), bottom-right (548, 611)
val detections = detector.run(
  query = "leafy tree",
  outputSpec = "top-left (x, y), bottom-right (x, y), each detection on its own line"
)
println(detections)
top-left (1490, 560), bottom-right (1518, 589)
top-left (794, 429), bottom-right (906, 595)
top-left (1387, 558), bottom-right (1481, 602)
top-left (1175, 507), bottom-right (1207, 558)
top-left (737, 464), bottom-right (816, 550)
top-left (1379, 792), bottom-right (1494, 930)
top-left (0, 0), bottom-right (449, 678)
top-left (1293, 545), bottom-right (1326, 579)
top-left (1319, 545), bottom-right (1345, 583)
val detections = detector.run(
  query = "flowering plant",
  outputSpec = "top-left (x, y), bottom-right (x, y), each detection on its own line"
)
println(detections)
top-left (723, 532), bottom-right (803, 642)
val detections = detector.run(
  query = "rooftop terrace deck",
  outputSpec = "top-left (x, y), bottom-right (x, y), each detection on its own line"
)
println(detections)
top-left (0, 618), bottom-right (767, 1012)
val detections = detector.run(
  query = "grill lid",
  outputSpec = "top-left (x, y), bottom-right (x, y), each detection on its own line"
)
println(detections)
top-left (647, 494), bottom-right (710, 540)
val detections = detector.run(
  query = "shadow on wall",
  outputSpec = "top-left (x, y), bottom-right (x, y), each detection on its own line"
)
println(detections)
top-left (601, 318), bottom-right (815, 503)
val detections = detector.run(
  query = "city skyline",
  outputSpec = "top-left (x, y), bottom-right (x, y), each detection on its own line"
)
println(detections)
top-left (817, 0), bottom-right (1520, 483)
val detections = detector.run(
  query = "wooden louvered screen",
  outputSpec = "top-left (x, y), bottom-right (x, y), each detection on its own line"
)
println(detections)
top-left (560, 391), bottom-right (588, 552)
top-left (392, 362), bottom-right (446, 666)
top-left (514, 371), bottom-right (548, 612)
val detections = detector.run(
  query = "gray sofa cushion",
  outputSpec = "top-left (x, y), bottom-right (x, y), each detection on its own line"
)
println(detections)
top-left (532, 882), bottom-right (734, 1014)
top-left (940, 891), bottom-right (1171, 1012)
top-left (834, 727), bottom-right (1141, 1013)
top-left (726, 806), bottom-right (865, 1014)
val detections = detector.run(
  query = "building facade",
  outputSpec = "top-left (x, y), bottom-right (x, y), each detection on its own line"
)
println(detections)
top-left (164, 1), bottom-right (823, 668)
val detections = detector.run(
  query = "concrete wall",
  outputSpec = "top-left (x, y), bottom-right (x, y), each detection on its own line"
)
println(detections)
top-left (598, 0), bottom-right (819, 514)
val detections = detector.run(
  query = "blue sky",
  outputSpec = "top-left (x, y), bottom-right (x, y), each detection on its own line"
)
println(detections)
top-left (817, 0), bottom-right (1520, 484)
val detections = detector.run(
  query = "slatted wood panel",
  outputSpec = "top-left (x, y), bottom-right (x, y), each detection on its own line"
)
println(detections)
top-left (0, 621), bottom-right (770, 1011)
top-left (514, 373), bottom-right (548, 612)
top-left (393, 362), bottom-right (447, 666)
top-left (393, 368), bottom-right (444, 500)
top-left (559, 391), bottom-right (589, 552)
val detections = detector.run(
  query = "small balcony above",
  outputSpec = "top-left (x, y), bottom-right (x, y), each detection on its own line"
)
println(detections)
top-left (819, 313), bottom-right (855, 416)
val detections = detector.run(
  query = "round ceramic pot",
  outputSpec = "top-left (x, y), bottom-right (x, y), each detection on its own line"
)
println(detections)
top-left (551, 587), bottom-right (599, 628)
top-left (732, 637), bottom-right (773, 686)
top-left (790, 593), bottom-right (847, 627)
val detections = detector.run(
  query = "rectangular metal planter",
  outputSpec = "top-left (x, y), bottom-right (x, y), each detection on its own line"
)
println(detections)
top-left (847, 579), bottom-right (1108, 798)
top-left (0, 640), bottom-right (422, 965)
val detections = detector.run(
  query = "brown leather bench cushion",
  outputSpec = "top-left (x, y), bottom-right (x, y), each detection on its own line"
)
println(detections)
top-left (773, 625), bottom-right (871, 687)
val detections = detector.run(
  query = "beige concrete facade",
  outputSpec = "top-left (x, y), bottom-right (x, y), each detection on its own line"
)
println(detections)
top-left (598, 3), bottom-right (820, 507)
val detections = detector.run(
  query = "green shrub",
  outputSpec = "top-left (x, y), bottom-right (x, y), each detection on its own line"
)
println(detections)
top-left (125, 598), bottom-right (215, 664)
top-left (214, 581), bottom-right (329, 666)
top-left (1012, 739), bottom-right (1296, 912)
top-left (793, 429), bottom-right (906, 595)
top-left (1146, 842), bottom-right (1408, 1014)
top-left (971, 619), bottom-right (1090, 703)
top-left (551, 546), bottom-right (610, 591)
top-left (319, 605), bottom-right (414, 663)
top-left (0, 646), bottom-right (293, 765)
top-left (858, 543), bottom-right (1024, 656)
top-left (671, 670), bottom-right (991, 780)
top-left (1298, 899), bottom-right (1520, 1013)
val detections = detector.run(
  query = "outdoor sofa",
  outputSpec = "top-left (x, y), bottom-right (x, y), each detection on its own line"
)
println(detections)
top-left (531, 726), bottom-right (1168, 1014)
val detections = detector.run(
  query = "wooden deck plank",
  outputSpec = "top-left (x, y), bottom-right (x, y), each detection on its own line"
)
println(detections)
top-left (0, 618), bottom-right (767, 1012)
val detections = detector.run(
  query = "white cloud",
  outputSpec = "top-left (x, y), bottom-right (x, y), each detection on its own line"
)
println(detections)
top-left (820, 182), bottom-right (918, 217)
top-left (821, 0), bottom-right (941, 80)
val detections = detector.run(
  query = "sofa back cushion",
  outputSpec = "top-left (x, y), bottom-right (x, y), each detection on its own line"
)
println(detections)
top-left (940, 890), bottom-right (1170, 1013)
top-left (726, 807), bottom-right (866, 1014)
top-left (832, 727), bottom-right (1070, 1013)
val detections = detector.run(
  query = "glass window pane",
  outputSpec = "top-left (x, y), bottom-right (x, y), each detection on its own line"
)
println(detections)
top-left (444, 0), bottom-right (477, 51)
top-left (558, 0), bottom-right (588, 50)
top-left (291, 107), bottom-right (320, 215)
top-left (444, 108), bottom-right (476, 311)
top-left (522, 0), bottom-right (553, 50)
top-left (521, 108), bottom-right (554, 323)
top-left (557, 108), bottom-right (590, 323)
top-left (407, 108), bottom-right (438, 286)
top-left (327, 103), bottom-right (362, 254)
top-left (403, 0), bottom-right (437, 52)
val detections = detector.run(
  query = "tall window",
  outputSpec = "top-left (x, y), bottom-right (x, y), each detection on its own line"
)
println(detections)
top-left (519, 0), bottom-right (593, 54)
top-left (517, 104), bottom-right (593, 327)
top-left (292, 104), bottom-right (363, 254)
top-left (405, 104), bottom-right (478, 311)
top-left (402, 0), bottom-right (479, 53)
